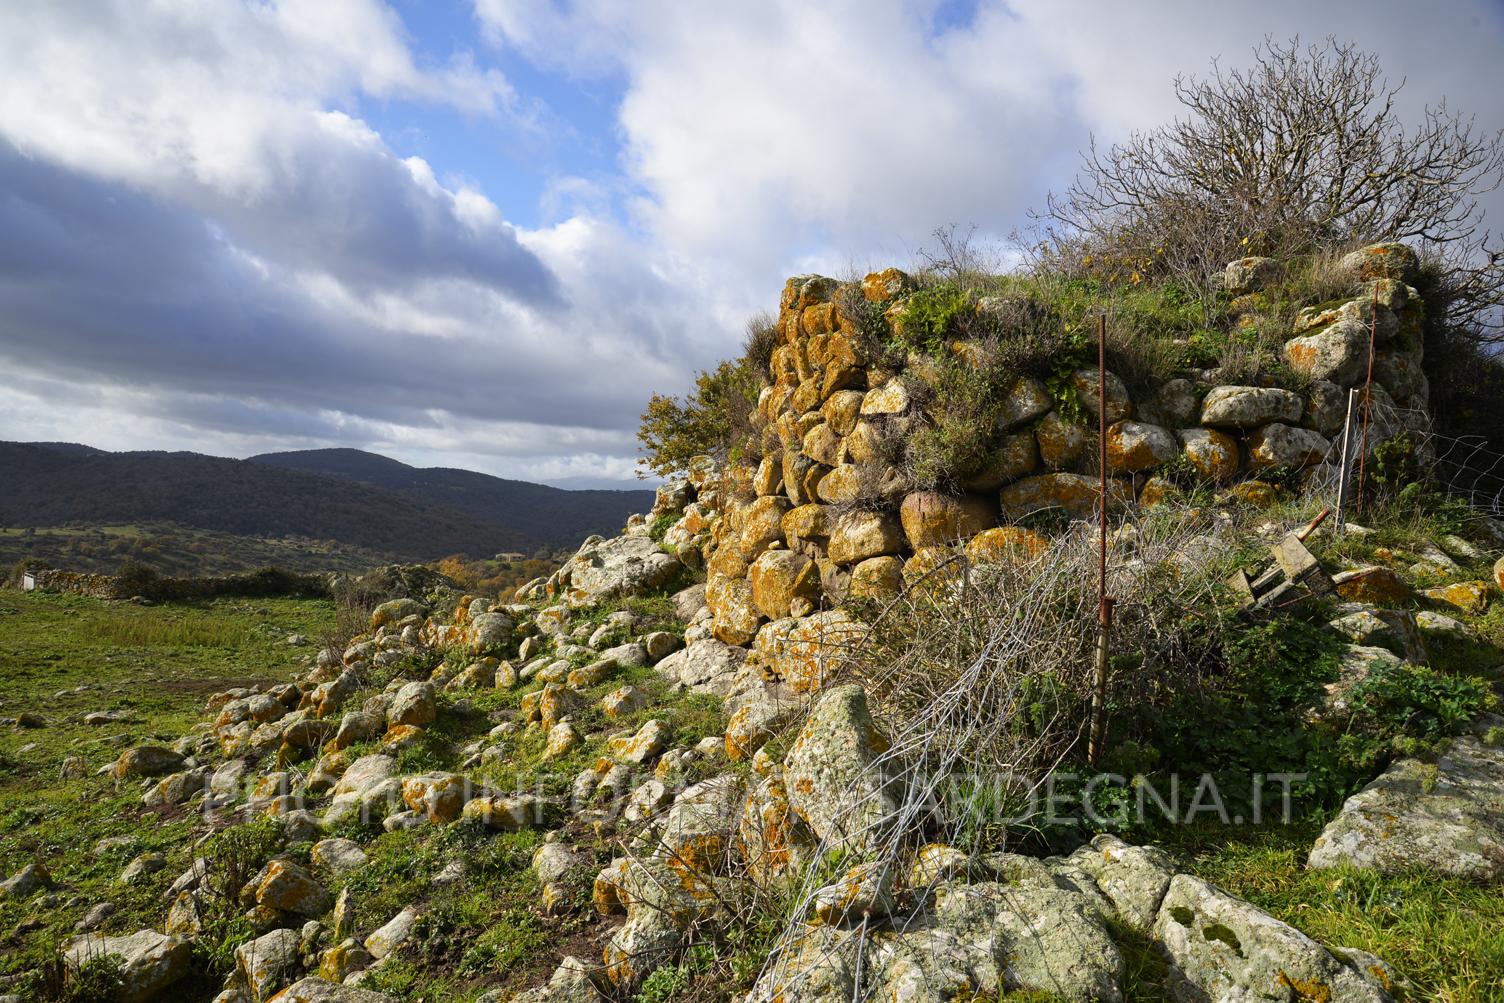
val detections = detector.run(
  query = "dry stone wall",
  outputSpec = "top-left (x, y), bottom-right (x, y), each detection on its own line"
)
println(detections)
top-left (621, 243), bottom-right (1434, 654)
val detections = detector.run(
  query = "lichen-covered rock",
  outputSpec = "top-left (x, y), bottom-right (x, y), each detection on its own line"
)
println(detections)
top-left (784, 685), bottom-right (901, 852)
top-left (401, 772), bottom-right (469, 823)
top-left (861, 381), bottom-right (911, 416)
top-left (963, 430), bottom-right (1040, 492)
top-left (1035, 410), bottom-right (1088, 470)
top-left (110, 746), bottom-right (184, 781)
top-left (1105, 420), bottom-right (1178, 473)
top-left (996, 376), bottom-right (1053, 430)
top-left (563, 535), bottom-right (681, 609)
top-left (64, 929), bottom-right (191, 1003)
top-left (244, 858), bottom-right (330, 917)
top-left (847, 555), bottom-right (904, 601)
top-left (827, 510), bottom-right (904, 565)
top-left (467, 612), bottom-right (515, 655)
top-left (1247, 423), bottom-right (1331, 471)
top-left (1073, 368), bottom-right (1133, 424)
top-left (1064, 834), bottom-right (1175, 932)
top-left (659, 775), bottom-right (747, 892)
top-left (748, 550), bottom-right (821, 620)
top-left (964, 526), bottom-right (1048, 565)
top-left (235, 927), bottom-right (300, 1002)
top-left (370, 598), bottom-right (426, 630)
top-left (1285, 317), bottom-right (1372, 384)
top-left (1153, 874), bottom-right (1392, 1003)
top-left (655, 638), bottom-right (748, 696)
top-left (752, 610), bottom-right (866, 694)
top-left (266, 978), bottom-right (398, 1002)
top-left (386, 681), bottom-right (436, 729)
top-left (1177, 427), bottom-right (1240, 482)
top-left (898, 491), bottom-right (996, 550)
top-left (706, 574), bottom-right (763, 646)
top-left (1223, 256), bottom-right (1280, 294)
top-left (609, 719), bottom-right (672, 765)
top-left (1340, 242), bottom-right (1420, 283)
top-left (933, 881), bottom-right (1124, 1001)
top-left (812, 861), bottom-right (894, 926)
top-left (1000, 473), bottom-right (1131, 521)
top-left (1137, 378), bottom-right (1198, 428)
top-left (1199, 386), bottom-right (1304, 429)
top-left (1308, 734), bottom-right (1504, 881)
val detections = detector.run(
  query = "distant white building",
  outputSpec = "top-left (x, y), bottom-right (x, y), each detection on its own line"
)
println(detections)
top-left (21, 571), bottom-right (37, 591)
top-left (494, 552), bottom-right (527, 563)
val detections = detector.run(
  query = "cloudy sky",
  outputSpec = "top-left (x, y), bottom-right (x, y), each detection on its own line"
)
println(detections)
top-left (2, 1), bottom-right (1502, 488)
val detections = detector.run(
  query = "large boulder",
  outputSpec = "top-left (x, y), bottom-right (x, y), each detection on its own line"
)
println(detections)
top-left (827, 510), bottom-right (904, 565)
top-left (562, 535), bottom-right (681, 609)
top-left (64, 930), bottom-right (192, 1003)
top-left (1153, 874), bottom-right (1393, 1002)
top-left (1223, 256), bottom-right (1280, 294)
top-left (748, 549), bottom-right (821, 620)
top-left (1177, 427), bottom-right (1240, 482)
top-left (933, 881), bottom-right (1123, 1001)
top-left (1000, 473), bottom-right (1131, 520)
top-left (753, 611), bottom-right (866, 694)
top-left (1284, 318), bottom-right (1372, 384)
top-left (1247, 423), bottom-right (1331, 471)
top-left (655, 638), bottom-right (748, 696)
top-left (1339, 242), bottom-right (1420, 283)
top-left (1072, 369), bottom-right (1133, 424)
top-left (1199, 386), bottom-right (1304, 429)
top-left (784, 685), bottom-right (902, 852)
top-left (1307, 733), bottom-right (1504, 880)
top-left (235, 927), bottom-right (301, 1002)
top-left (1105, 421), bottom-right (1178, 473)
top-left (898, 491), bottom-right (996, 550)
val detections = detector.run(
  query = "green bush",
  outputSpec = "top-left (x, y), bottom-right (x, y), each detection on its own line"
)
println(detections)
top-left (637, 357), bottom-right (762, 478)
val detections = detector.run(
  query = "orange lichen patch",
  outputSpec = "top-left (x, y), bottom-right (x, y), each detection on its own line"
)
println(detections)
top-left (379, 724), bottom-right (424, 753)
top-left (862, 267), bottom-right (912, 302)
top-left (1422, 580), bottom-right (1490, 614)
top-left (401, 773), bottom-right (468, 823)
top-left (790, 377), bottom-right (823, 415)
top-left (1219, 480), bottom-right (1280, 507)
top-left (965, 526), bottom-right (1048, 565)
top-left (665, 835), bottom-right (726, 899)
top-left (1337, 567), bottom-right (1413, 605)
top-left (801, 301), bottom-right (839, 337)
top-left (592, 859), bottom-right (630, 915)
top-left (1276, 973), bottom-right (1333, 1003)
top-left (254, 860), bottom-right (321, 913)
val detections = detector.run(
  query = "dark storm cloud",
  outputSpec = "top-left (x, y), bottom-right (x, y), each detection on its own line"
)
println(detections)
top-left (0, 142), bottom-right (676, 436)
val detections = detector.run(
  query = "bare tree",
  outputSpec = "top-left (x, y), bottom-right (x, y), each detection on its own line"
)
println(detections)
top-left (1042, 37), bottom-right (1504, 309)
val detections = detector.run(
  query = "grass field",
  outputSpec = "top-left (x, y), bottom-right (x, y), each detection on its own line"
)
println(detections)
top-left (0, 589), bottom-right (332, 995)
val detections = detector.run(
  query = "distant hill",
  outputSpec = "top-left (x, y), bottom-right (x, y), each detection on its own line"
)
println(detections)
top-left (248, 448), bottom-right (654, 546)
top-left (0, 442), bottom-right (653, 563)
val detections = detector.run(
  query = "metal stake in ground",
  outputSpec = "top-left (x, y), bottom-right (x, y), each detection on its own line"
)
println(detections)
top-left (1355, 284), bottom-right (1379, 512)
top-left (1088, 312), bottom-right (1114, 767)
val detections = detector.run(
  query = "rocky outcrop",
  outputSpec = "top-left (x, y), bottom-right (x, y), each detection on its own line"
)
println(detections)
top-left (1308, 732), bottom-right (1504, 880)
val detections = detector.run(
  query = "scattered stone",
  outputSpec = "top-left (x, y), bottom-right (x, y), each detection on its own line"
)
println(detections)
top-left (365, 906), bottom-right (420, 960)
top-left (119, 852), bottom-right (166, 885)
top-left (235, 927), bottom-right (301, 1002)
top-left (310, 838), bottom-right (368, 874)
top-left (64, 929), bottom-right (191, 1003)
top-left (0, 862), bottom-right (50, 899)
